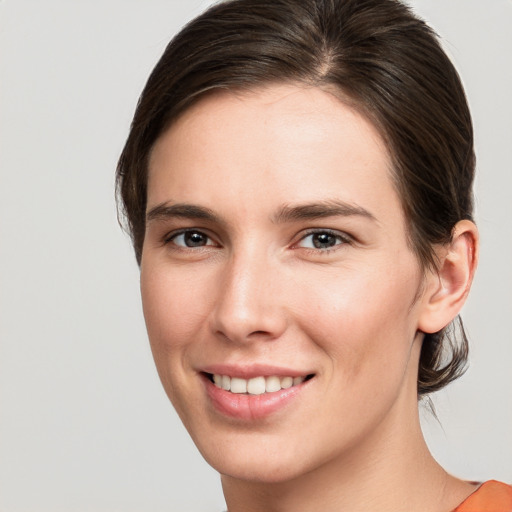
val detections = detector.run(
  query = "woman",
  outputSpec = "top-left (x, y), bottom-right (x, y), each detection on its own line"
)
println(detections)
top-left (116, 0), bottom-right (512, 510)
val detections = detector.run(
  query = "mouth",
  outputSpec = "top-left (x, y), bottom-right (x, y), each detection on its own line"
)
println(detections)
top-left (200, 365), bottom-right (316, 420)
top-left (204, 372), bottom-right (315, 395)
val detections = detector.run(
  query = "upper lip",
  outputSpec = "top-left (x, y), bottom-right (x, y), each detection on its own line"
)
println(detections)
top-left (199, 363), bottom-right (314, 379)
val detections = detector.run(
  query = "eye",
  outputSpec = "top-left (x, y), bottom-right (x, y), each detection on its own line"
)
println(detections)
top-left (297, 230), bottom-right (348, 250)
top-left (168, 230), bottom-right (214, 248)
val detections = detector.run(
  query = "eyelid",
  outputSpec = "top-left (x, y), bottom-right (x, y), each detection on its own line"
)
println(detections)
top-left (293, 228), bottom-right (353, 250)
top-left (163, 228), bottom-right (219, 248)
top-left (161, 226), bottom-right (353, 252)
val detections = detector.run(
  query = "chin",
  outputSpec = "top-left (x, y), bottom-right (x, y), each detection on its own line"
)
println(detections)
top-left (214, 455), bottom-right (312, 484)
top-left (189, 427), bottom-right (333, 485)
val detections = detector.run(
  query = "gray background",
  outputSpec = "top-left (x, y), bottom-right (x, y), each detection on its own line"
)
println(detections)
top-left (0, 1), bottom-right (510, 511)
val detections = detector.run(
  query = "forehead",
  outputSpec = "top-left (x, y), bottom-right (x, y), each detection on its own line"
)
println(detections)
top-left (153, 84), bottom-right (387, 161)
top-left (147, 84), bottom-right (401, 225)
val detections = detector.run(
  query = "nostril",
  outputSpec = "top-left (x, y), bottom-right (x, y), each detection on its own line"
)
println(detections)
top-left (248, 330), bottom-right (271, 337)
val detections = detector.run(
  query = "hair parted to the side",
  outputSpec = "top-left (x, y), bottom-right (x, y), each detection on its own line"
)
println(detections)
top-left (116, 0), bottom-right (475, 396)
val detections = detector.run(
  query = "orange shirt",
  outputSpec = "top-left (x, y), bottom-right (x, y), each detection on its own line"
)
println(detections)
top-left (454, 481), bottom-right (512, 512)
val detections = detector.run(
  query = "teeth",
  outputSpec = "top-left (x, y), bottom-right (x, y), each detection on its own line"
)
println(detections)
top-left (293, 376), bottom-right (304, 386)
top-left (280, 376), bottom-right (293, 389)
top-left (247, 376), bottom-right (266, 395)
top-left (265, 376), bottom-right (281, 393)
top-left (212, 374), bottom-right (307, 394)
top-left (230, 377), bottom-right (247, 394)
top-left (221, 375), bottom-right (231, 391)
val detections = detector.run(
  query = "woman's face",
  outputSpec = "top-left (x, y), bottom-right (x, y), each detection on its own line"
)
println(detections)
top-left (141, 84), bottom-right (433, 482)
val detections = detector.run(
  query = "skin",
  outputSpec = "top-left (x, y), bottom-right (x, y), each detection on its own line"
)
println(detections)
top-left (140, 84), bottom-right (479, 512)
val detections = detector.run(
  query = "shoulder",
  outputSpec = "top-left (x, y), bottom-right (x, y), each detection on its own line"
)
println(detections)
top-left (454, 480), bottom-right (512, 512)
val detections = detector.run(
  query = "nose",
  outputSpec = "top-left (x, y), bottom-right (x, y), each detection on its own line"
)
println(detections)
top-left (210, 249), bottom-right (288, 344)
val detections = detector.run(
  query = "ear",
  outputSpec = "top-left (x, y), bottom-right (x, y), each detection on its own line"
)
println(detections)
top-left (418, 220), bottom-right (479, 334)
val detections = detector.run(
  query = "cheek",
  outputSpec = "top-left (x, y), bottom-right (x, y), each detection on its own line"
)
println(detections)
top-left (140, 264), bottom-right (210, 354)
top-left (139, 264), bottom-right (211, 417)
top-left (295, 260), bottom-right (421, 377)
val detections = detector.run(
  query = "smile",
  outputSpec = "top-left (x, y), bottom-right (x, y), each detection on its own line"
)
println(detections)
top-left (203, 370), bottom-right (315, 420)
top-left (209, 374), bottom-right (309, 395)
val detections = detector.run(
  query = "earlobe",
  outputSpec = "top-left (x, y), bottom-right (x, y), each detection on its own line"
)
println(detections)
top-left (418, 220), bottom-right (479, 334)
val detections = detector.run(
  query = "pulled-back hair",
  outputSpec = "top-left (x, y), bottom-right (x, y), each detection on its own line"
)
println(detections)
top-left (116, 0), bottom-right (475, 396)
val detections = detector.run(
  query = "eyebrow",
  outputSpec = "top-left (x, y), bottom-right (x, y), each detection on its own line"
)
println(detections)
top-left (272, 199), bottom-right (376, 224)
top-left (146, 202), bottom-right (222, 225)
top-left (145, 199), bottom-right (376, 226)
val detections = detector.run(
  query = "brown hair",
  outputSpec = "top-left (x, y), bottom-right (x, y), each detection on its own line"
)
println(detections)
top-left (116, 0), bottom-right (475, 396)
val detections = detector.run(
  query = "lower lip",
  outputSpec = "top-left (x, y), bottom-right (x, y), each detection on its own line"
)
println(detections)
top-left (203, 376), bottom-right (307, 420)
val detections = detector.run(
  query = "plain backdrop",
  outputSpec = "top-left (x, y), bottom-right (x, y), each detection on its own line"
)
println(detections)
top-left (0, 1), bottom-right (511, 511)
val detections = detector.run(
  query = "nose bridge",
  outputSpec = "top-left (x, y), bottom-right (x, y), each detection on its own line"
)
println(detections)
top-left (211, 242), bottom-right (286, 343)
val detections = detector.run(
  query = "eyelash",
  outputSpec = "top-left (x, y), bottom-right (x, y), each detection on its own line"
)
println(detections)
top-left (162, 228), bottom-right (352, 254)
top-left (294, 229), bottom-right (352, 253)
top-left (164, 229), bottom-right (217, 249)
